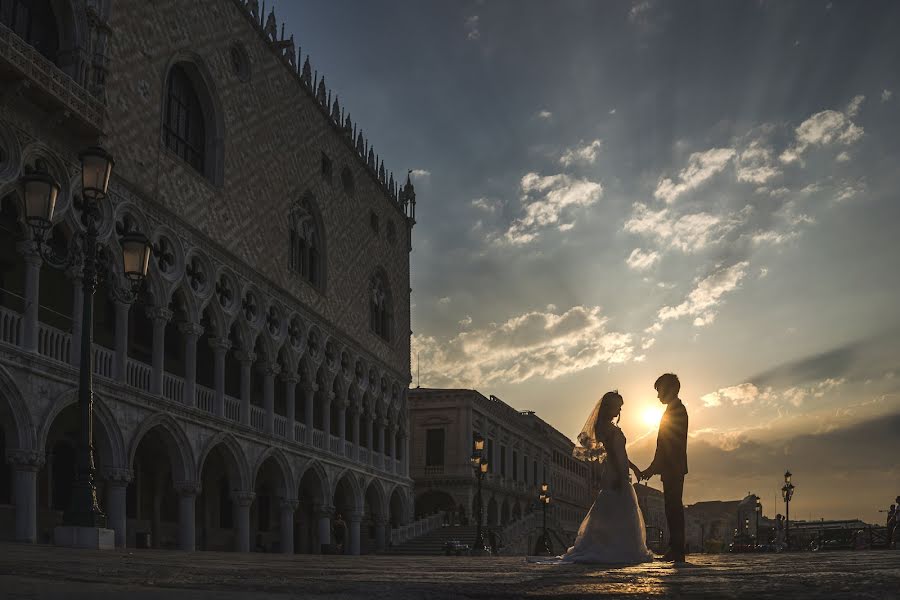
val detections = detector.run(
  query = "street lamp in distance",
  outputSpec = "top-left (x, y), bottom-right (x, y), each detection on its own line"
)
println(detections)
top-left (781, 470), bottom-right (795, 550)
top-left (537, 482), bottom-right (552, 556)
top-left (471, 435), bottom-right (488, 555)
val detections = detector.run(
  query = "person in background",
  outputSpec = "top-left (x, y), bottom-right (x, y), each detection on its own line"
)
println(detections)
top-left (887, 504), bottom-right (897, 550)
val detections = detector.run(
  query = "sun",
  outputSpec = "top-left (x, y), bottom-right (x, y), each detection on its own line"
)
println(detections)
top-left (641, 405), bottom-right (665, 428)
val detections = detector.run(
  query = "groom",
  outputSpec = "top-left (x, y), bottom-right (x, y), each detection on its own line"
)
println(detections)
top-left (640, 373), bottom-right (688, 562)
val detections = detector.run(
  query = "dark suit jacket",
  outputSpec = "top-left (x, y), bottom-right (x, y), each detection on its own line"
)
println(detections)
top-left (649, 400), bottom-right (688, 480)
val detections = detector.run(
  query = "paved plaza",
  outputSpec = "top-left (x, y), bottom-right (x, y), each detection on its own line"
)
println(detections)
top-left (0, 543), bottom-right (899, 599)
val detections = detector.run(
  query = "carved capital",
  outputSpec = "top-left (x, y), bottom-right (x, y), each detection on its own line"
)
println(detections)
top-left (231, 491), bottom-right (255, 507)
top-left (302, 382), bottom-right (319, 394)
top-left (315, 504), bottom-right (335, 518)
top-left (175, 480), bottom-right (202, 497)
top-left (209, 336), bottom-right (232, 353)
top-left (5, 448), bottom-right (45, 471)
top-left (146, 306), bottom-right (173, 323)
top-left (102, 467), bottom-right (134, 484)
top-left (260, 361), bottom-right (281, 377)
top-left (280, 372), bottom-right (301, 384)
top-left (178, 322), bottom-right (205, 338)
top-left (234, 350), bottom-right (257, 365)
top-left (280, 498), bottom-right (299, 512)
top-left (16, 240), bottom-right (42, 266)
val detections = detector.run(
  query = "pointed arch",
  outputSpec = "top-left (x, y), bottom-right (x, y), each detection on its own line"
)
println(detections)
top-left (196, 432), bottom-right (251, 491)
top-left (127, 412), bottom-right (195, 482)
top-left (289, 192), bottom-right (327, 291)
top-left (251, 447), bottom-right (295, 497)
top-left (332, 469), bottom-right (362, 514)
top-left (297, 460), bottom-right (329, 505)
top-left (0, 364), bottom-right (35, 450)
top-left (37, 389), bottom-right (126, 470)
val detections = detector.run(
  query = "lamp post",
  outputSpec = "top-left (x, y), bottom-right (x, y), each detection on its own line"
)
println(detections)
top-left (781, 470), bottom-right (795, 550)
top-left (538, 482), bottom-right (552, 555)
top-left (19, 147), bottom-right (150, 532)
top-left (471, 435), bottom-right (488, 555)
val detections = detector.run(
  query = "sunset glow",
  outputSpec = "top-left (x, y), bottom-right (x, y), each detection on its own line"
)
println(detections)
top-left (641, 405), bottom-right (665, 429)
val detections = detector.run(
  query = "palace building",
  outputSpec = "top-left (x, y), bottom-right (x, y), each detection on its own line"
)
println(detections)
top-left (0, 0), bottom-right (416, 553)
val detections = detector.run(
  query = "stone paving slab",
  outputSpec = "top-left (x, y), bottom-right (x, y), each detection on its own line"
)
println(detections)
top-left (0, 543), bottom-right (898, 599)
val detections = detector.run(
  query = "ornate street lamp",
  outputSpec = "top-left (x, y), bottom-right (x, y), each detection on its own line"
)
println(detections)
top-left (20, 147), bottom-right (150, 534)
top-left (471, 434), bottom-right (488, 555)
top-left (781, 470), bottom-right (795, 550)
top-left (538, 482), bottom-right (552, 555)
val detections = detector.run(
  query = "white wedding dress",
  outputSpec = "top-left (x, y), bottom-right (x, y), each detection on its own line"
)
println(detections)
top-left (545, 426), bottom-right (653, 564)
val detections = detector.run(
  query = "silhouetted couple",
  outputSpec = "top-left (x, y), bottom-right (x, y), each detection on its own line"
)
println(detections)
top-left (530, 373), bottom-right (688, 565)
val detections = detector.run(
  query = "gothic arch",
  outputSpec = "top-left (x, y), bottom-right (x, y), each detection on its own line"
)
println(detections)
top-left (368, 267), bottom-right (393, 342)
top-left (160, 52), bottom-right (225, 185)
top-left (288, 192), bottom-right (327, 291)
top-left (251, 447), bottom-right (295, 497)
top-left (127, 412), bottom-right (196, 482)
top-left (37, 389), bottom-right (126, 470)
top-left (0, 365), bottom-right (35, 450)
top-left (296, 460), bottom-right (328, 504)
top-left (196, 432), bottom-right (251, 491)
top-left (332, 469), bottom-right (362, 514)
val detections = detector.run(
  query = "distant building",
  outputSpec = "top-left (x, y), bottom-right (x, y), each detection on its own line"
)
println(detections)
top-left (684, 494), bottom-right (762, 552)
top-left (408, 388), bottom-right (600, 547)
top-left (634, 483), bottom-right (667, 552)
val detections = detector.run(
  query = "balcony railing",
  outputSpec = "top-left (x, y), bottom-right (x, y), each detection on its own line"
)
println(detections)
top-left (250, 405), bottom-right (265, 431)
top-left (312, 429), bottom-right (325, 449)
top-left (224, 395), bottom-right (241, 422)
top-left (0, 306), bottom-right (408, 477)
top-left (0, 306), bottom-right (21, 346)
top-left (126, 359), bottom-right (152, 392)
top-left (424, 465), bottom-right (444, 476)
top-left (37, 323), bottom-right (70, 364)
top-left (162, 372), bottom-right (184, 403)
top-left (196, 384), bottom-right (215, 414)
top-left (0, 21), bottom-right (105, 133)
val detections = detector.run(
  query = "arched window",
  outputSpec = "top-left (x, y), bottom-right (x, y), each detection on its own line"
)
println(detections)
top-left (1, 0), bottom-right (59, 63)
top-left (163, 64), bottom-right (206, 173)
top-left (369, 271), bottom-right (392, 342)
top-left (289, 195), bottom-right (324, 289)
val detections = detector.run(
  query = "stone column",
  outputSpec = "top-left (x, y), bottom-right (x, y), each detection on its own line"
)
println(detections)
top-left (262, 361), bottom-right (279, 436)
top-left (348, 512), bottom-right (362, 555)
top-left (113, 300), bottom-right (130, 382)
top-left (282, 374), bottom-right (299, 440)
top-left (174, 481), bottom-right (201, 551)
top-left (377, 419), bottom-right (386, 457)
top-left (67, 267), bottom-right (83, 367)
top-left (103, 467), bottom-right (133, 548)
top-left (17, 241), bottom-right (41, 353)
top-left (210, 337), bottom-right (231, 418)
top-left (337, 402), bottom-right (347, 441)
top-left (365, 414), bottom-right (374, 454)
top-left (280, 499), bottom-right (298, 554)
top-left (321, 391), bottom-right (333, 441)
top-left (179, 322), bottom-right (204, 407)
top-left (5, 449), bottom-right (44, 543)
top-left (316, 505), bottom-right (332, 552)
top-left (147, 307), bottom-right (172, 395)
top-left (232, 491), bottom-right (255, 552)
top-left (303, 384), bottom-right (316, 443)
top-left (236, 351), bottom-right (255, 426)
top-left (351, 408), bottom-right (361, 460)
top-left (389, 425), bottom-right (398, 461)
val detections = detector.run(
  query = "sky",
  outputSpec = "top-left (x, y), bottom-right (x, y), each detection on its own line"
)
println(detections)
top-left (278, 0), bottom-right (900, 524)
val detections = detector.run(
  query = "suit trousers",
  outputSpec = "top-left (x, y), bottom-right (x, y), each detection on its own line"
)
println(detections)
top-left (662, 474), bottom-right (685, 556)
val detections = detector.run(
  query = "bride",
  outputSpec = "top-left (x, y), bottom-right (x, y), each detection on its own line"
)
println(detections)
top-left (552, 391), bottom-right (654, 564)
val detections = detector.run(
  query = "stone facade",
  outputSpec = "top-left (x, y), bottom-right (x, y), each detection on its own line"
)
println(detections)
top-left (408, 388), bottom-right (601, 550)
top-left (0, 0), bottom-right (417, 554)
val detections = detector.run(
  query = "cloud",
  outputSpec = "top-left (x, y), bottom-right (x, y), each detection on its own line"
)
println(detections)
top-left (845, 94), bottom-right (865, 117)
top-left (626, 247), bottom-right (660, 271)
top-left (628, 0), bottom-right (652, 23)
top-left (471, 197), bottom-right (498, 213)
top-left (780, 99), bottom-right (865, 164)
top-left (503, 172), bottom-right (603, 244)
top-left (701, 382), bottom-right (768, 408)
top-left (609, 108), bottom-right (617, 115)
top-left (736, 140), bottom-right (781, 184)
top-left (410, 169), bottom-right (431, 181)
top-left (465, 15), bottom-right (480, 40)
top-left (700, 378), bottom-right (845, 410)
top-left (438, 296), bottom-right (452, 305)
top-left (559, 139), bottom-right (603, 167)
top-left (882, 89), bottom-right (893, 103)
top-left (458, 315), bottom-right (473, 328)
top-left (656, 261), bottom-right (750, 325)
top-left (836, 151), bottom-right (851, 163)
top-left (411, 305), bottom-right (635, 386)
top-left (537, 110), bottom-right (553, 119)
top-left (624, 204), bottom-right (744, 253)
top-left (654, 147), bottom-right (736, 203)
